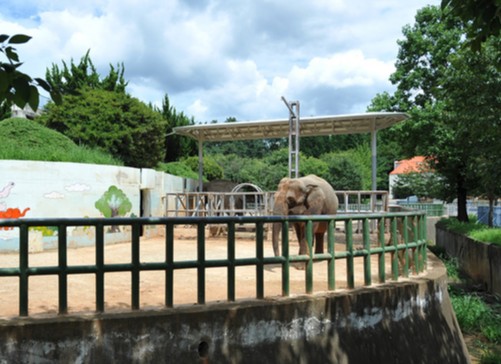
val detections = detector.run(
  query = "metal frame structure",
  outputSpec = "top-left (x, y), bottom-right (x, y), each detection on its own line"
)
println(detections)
top-left (173, 110), bottom-right (409, 190)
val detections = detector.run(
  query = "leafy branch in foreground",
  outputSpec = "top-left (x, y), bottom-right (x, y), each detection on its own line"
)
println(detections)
top-left (0, 34), bottom-right (61, 111)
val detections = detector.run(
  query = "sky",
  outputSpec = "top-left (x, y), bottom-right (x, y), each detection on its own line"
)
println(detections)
top-left (1, 0), bottom-right (438, 123)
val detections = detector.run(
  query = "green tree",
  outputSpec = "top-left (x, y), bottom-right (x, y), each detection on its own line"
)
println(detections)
top-left (367, 92), bottom-right (407, 191)
top-left (205, 117), bottom-right (285, 159)
top-left (45, 50), bottom-right (127, 95)
top-left (371, 5), bottom-right (482, 221)
top-left (299, 156), bottom-right (329, 181)
top-left (322, 153), bottom-right (363, 191)
top-left (392, 172), bottom-right (445, 201)
top-left (440, 36), bottom-right (501, 225)
top-left (183, 155), bottom-right (223, 181)
top-left (158, 94), bottom-right (197, 162)
top-left (39, 89), bottom-right (166, 168)
top-left (0, 34), bottom-right (61, 111)
top-left (442, 0), bottom-right (501, 50)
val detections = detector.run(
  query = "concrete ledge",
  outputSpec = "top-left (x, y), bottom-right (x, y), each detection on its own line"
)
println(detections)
top-left (436, 225), bottom-right (501, 294)
top-left (0, 253), bottom-right (469, 364)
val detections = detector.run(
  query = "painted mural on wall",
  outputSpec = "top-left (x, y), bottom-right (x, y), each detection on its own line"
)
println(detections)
top-left (95, 185), bottom-right (133, 232)
top-left (0, 181), bottom-right (31, 230)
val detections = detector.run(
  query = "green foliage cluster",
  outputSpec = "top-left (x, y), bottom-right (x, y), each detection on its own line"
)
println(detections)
top-left (45, 50), bottom-right (127, 95)
top-left (199, 144), bottom-right (372, 191)
top-left (451, 294), bottom-right (492, 333)
top-left (442, 0), bottom-right (501, 51)
top-left (0, 117), bottom-right (122, 165)
top-left (157, 162), bottom-right (199, 180)
top-left (39, 89), bottom-right (166, 168)
top-left (0, 34), bottom-right (61, 111)
top-left (392, 171), bottom-right (445, 200)
top-left (154, 95), bottom-right (198, 162)
top-left (183, 155), bottom-right (223, 181)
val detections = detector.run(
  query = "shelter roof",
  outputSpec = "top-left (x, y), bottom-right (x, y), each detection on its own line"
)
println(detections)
top-left (173, 112), bottom-right (408, 142)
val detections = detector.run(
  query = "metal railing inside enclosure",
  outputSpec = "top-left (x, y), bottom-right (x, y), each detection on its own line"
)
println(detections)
top-left (163, 190), bottom-right (389, 217)
top-left (0, 211), bottom-right (426, 318)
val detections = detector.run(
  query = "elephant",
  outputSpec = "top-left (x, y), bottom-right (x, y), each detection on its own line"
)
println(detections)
top-left (272, 175), bottom-right (339, 256)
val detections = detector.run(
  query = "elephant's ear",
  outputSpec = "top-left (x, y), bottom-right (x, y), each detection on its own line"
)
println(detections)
top-left (303, 184), bottom-right (319, 208)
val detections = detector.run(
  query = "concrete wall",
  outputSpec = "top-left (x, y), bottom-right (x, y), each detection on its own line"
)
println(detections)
top-left (0, 160), bottom-right (196, 251)
top-left (436, 225), bottom-right (501, 295)
top-left (0, 253), bottom-right (470, 364)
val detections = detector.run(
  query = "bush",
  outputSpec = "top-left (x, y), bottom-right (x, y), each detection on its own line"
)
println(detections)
top-left (450, 294), bottom-right (490, 333)
top-left (157, 162), bottom-right (199, 180)
top-left (39, 89), bottom-right (166, 168)
top-left (183, 155), bottom-right (223, 181)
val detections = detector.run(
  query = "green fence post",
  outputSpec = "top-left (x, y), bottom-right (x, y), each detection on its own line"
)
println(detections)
top-left (58, 224), bottom-right (68, 314)
top-left (327, 219), bottom-right (335, 290)
top-left (197, 222), bottom-right (206, 304)
top-left (420, 214), bottom-right (427, 271)
top-left (19, 224), bottom-right (29, 317)
top-left (306, 219), bottom-right (313, 294)
top-left (378, 217), bottom-right (386, 283)
top-left (166, 223), bottom-right (174, 307)
top-left (412, 216), bottom-right (419, 274)
top-left (402, 216), bottom-right (409, 278)
top-left (131, 223), bottom-right (141, 310)
top-left (256, 222), bottom-right (264, 299)
top-left (95, 223), bottom-right (105, 312)
top-left (281, 221), bottom-right (290, 297)
top-left (227, 222), bottom-right (236, 302)
top-left (346, 219), bottom-right (354, 289)
top-left (391, 217), bottom-right (399, 281)
top-left (363, 218), bottom-right (371, 286)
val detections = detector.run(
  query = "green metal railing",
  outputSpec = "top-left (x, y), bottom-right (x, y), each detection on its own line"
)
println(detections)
top-left (0, 211), bottom-right (427, 317)
top-left (397, 203), bottom-right (446, 217)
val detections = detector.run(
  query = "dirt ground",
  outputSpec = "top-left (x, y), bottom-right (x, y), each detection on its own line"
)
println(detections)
top-left (0, 225), bottom-right (419, 319)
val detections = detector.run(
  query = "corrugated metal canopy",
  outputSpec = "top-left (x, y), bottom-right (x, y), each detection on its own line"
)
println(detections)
top-left (173, 112), bottom-right (408, 142)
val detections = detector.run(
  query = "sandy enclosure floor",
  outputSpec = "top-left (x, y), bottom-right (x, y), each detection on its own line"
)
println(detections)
top-left (0, 225), bottom-right (420, 319)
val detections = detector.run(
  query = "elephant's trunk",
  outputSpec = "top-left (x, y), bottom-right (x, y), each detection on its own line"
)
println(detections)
top-left (272, 222), bottom-right (281, 257)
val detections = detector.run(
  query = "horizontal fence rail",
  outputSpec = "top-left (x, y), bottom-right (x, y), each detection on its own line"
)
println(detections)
top-left (0, 212), bottom-right (426, 317)
top-left (163, 190), bottom-right (389, 217)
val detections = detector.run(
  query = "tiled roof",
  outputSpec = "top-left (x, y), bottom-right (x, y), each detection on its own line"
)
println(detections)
top-left (389, 156), bottom-right (428, 175)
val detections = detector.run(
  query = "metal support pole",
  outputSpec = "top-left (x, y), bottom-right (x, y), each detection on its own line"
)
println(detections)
top-left (198, 140), bottom-right (204, 193)
top-left (371, 120), bottom-right (377, 191)
top-left (282, 96), bottom-right (300, 178)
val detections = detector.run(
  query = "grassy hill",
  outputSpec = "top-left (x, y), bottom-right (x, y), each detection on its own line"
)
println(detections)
top-left (0, 117), bottom-right (122, 165)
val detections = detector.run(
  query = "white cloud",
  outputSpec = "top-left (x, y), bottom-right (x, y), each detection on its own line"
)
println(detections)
top-left (65, 183), bottom-right (91, 192)
top-left (0, 0), bottom-right (439, 121)
top-left (288, 50), bottom-right (394, 89)
top-left (44, 191), bottom-right (65, 199)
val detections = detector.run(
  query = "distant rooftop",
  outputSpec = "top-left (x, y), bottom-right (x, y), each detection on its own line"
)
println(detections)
top-left (390, 156), bottom-right (428, 175)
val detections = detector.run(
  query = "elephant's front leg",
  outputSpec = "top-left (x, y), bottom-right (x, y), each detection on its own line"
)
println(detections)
top-left (314, 222), bottom-right (327, 254)
top-left (293, 222), bottom-right (309, 255)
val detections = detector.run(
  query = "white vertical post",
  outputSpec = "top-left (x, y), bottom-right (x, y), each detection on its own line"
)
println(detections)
top-left (198, 140), bottom-right (204, 193)
top-left (371, 120), bottom-right (377, 191)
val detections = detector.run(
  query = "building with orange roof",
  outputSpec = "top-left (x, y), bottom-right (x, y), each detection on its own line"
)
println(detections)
top-left (389, 156), bottom-right (430, 200)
